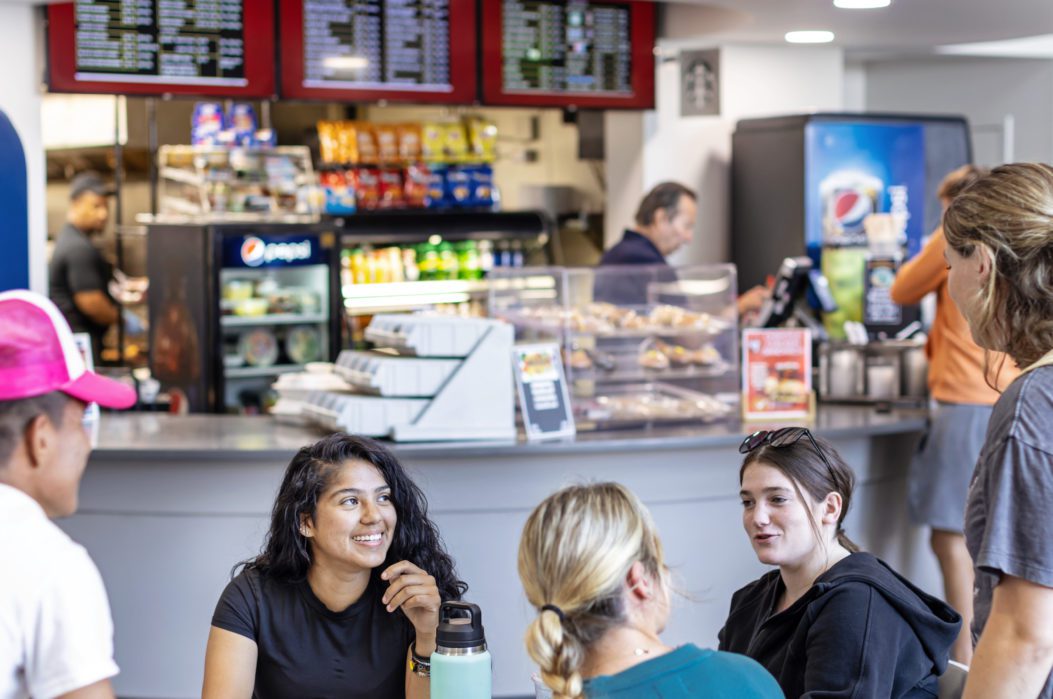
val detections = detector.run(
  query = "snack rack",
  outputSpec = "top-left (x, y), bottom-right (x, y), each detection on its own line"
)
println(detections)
top-left (489, 265), bottom-right (741, 430)
top-left (157, 145), bottom-right (320, 220)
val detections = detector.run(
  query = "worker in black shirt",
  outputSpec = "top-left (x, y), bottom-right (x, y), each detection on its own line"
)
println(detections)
top-left (48, 172), bottom-right (119, 359)
top-left (601, 181), bottom-right (697, 269)
top-left (597, 181), bottom-right (769, 319)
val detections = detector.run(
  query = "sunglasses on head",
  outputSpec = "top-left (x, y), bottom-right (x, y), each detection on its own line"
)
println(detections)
top-left (739, 427), bottom-right (835, 475)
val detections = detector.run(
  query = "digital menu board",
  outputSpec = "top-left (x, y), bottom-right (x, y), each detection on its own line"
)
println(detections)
top-left (280, 0), bottom-right (476, 103)
top-left (47, 0), bottom-right (276, 96)
top-left (481, 0), bottom-right (654, 109)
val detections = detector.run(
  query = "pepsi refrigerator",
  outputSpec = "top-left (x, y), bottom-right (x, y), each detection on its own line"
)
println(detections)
top-left (147, 223), bottom-right (340, 413)
top-left (731, 113), bottom-right (971, 339)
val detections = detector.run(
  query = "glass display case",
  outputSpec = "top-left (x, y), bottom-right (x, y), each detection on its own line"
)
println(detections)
top-left (157, 145), bottom-right (320, 220)
top-left (490, 264), bottom-right (741, 430)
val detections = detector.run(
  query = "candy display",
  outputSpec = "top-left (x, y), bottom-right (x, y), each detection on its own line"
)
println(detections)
top-left (317, 117), bottom-right (498, 214)
top-left (192, 102), bottom-right (275, 149)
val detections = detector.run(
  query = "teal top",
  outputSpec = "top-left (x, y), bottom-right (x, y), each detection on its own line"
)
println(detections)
top-left (583, 644), bottom-right (784, 698)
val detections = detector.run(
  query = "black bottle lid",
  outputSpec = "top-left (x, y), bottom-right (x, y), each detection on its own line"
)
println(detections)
top-left (435, 601), bottom-right (486, 650)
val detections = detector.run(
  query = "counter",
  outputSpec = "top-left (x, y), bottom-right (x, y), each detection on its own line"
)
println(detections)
top-left (64, 405), bottom-right (937, 698)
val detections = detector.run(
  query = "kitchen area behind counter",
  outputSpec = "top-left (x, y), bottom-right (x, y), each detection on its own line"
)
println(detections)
top-left (70, 405), bottom-right (935, 698)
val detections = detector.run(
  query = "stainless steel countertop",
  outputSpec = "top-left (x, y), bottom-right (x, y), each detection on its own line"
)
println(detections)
top-left (92, 404), bottom-right (928, 461)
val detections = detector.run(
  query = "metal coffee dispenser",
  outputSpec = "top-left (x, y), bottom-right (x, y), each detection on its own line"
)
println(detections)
top-left (819, 339), bottom-right (928, 404)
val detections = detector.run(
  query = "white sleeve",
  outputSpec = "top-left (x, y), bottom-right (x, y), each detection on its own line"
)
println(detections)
top-left (24, 545), bottom-right (119, 699)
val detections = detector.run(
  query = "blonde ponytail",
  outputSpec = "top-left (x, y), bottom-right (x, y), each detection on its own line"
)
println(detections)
top-left (518, 483), bottom-right (667, 698)
top-left (525, 609), bottom-right (586, 698)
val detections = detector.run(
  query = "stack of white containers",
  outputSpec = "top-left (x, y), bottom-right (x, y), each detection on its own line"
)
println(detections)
top-left (303, 314), bottom-right (516, 441)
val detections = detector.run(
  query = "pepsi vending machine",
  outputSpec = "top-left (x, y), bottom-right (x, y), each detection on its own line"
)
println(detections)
top-left (732, 113), bottom-right (971, 339)
top-left (147, 223), bottom-right (339, 413)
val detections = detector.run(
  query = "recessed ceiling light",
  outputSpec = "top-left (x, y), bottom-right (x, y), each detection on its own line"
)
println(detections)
top-left (785, 30), bottom-right (836, 44)
top-left (834, 0), bottom-right (891, 8)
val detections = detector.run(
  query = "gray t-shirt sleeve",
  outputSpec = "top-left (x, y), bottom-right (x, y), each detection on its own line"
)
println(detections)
top-left (973, 434), bottom-right (1053, 588)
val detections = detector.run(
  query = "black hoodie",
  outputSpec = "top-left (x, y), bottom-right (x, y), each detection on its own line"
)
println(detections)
top-left (717, 552), bottom-right (960, 699)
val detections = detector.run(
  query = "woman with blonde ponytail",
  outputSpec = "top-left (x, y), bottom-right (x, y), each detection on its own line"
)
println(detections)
top-left (518, 482), bottom-right (782, 699)
top-left (941, 163), bottom-right (1053, 699)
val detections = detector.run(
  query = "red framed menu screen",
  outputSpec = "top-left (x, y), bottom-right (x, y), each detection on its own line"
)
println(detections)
top-left (481, 0), bottom-right (654, 109)
top-left (47, 0), bottom-right (276, 97)
top-left (280, 0), bottom-right (477, 104)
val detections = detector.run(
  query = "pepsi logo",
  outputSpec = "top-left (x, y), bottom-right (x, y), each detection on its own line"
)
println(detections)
top-left (832, 188), bottom-right (874, 229)
top-left (240, 236), bottom-right (266, 267)
top-left (239, 236), bottom-right (313, 267)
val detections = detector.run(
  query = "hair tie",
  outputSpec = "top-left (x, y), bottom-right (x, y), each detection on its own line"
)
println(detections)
top-left (541, 604), bottom-right (567, 623)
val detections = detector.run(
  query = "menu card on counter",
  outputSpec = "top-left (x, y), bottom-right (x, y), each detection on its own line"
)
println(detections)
top-left (741, 328), bottom-right (813, 421)
top-left (513, 343), bottom-right (576, 440)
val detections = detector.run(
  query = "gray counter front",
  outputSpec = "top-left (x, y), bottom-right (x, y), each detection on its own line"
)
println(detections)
top-left (64, 406), bottom-right (938, 698)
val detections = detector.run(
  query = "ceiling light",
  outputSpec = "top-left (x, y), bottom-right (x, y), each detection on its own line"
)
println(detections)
top-left (785, 30), bottom-right (835, 44)
top-left (834, 0), bottom-right (890, 8)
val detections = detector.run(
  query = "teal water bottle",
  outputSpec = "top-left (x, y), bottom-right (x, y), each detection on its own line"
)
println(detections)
top-left (430, 601), bottom-right (491, 699)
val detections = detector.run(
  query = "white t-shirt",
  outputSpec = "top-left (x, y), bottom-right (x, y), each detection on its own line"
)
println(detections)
top-left (0, 484), bottom-right (119, 699)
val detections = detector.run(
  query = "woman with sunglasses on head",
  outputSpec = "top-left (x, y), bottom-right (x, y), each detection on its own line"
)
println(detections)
top-left (942, 163), bottom-right (1053, 699)
top-left (719, 428), bottom-right (960, 698)
top-left (202, 433), bottom-right (466, 699)
top-left (520, 482), bottom-right (783, 699)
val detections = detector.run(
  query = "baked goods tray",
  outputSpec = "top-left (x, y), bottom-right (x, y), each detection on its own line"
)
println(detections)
top-left (574, 382), bottom-right (735, 431)
top-left (500, 314), bottom-right (727, 341)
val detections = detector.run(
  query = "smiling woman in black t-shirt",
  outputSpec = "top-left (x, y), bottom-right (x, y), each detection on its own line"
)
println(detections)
top-left (202, 434), bottom-right (466, 699)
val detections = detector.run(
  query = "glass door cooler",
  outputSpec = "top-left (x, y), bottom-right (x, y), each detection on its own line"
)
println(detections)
top-left (147, 222), bottom-right (339, 413)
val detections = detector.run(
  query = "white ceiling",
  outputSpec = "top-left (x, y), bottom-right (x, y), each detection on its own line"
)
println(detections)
top-left (661, 0), bottom-right (1053, 55)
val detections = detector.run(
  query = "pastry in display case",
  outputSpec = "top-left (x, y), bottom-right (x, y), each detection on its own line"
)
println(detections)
top-left (490, 264), bottom-right (741, 429)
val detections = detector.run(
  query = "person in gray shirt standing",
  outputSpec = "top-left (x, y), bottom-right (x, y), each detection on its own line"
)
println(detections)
top-left (48, 171), bottom-right (119, 360)
top-left (943, 162), bottom-right (1053, 699)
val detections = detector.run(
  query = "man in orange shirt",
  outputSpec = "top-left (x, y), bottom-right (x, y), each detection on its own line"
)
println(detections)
top-left (891, 164), bottom-right (1019, 664)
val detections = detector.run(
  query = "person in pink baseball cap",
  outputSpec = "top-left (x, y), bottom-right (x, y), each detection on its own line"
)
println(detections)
top-left (0, 289), bottom-right (136, 699)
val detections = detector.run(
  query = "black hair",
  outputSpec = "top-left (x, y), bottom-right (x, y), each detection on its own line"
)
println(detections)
top-left (634, 181), bottom-right (697, 227)
top-left (237, 433), bottom-right (467, 602)
top-left (0, 392), bottom-right (71, 466)
top-left (740, 433), bottom-right (861, 553)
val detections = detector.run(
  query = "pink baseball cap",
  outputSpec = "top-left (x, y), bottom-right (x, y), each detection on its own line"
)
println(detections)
top-left (0, 290), bottom-right (137, 409)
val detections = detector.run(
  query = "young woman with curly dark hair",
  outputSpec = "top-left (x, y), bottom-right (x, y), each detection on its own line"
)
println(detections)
top-left (202, 433), bottom-right (466, 699)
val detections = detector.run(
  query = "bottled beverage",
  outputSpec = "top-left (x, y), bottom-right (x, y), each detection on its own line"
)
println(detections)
top-left (384, 247), bottom-right (404, 282)
top-left (457, 240), bottom-right (481, 280)
top-left (430, 602), bottom-right (491, 699)
top-left (477, 239), bottom-right (494, 276)
top-left (494, 240), bottom-right (510, 268)
top-left (402, 246), bottom-right (420, 282)
top-left (418, 243), bottom-right (439, 281)
top-left (349, 247), bottom-right (368, 285)
top-left (437, 241), bottom-right (459, 281)
top-left (510, 240), bottom-right (525, 268)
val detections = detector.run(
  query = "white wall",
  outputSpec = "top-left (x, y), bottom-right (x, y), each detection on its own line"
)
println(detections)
top-left (0, 3), bottom-right (45, 293)
top-left (843, 60), bottom-right (867, 112)
top-left (864, 56), bottom-right (1053, 165)
top-left (605, 45), bottom-right (844, 266)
